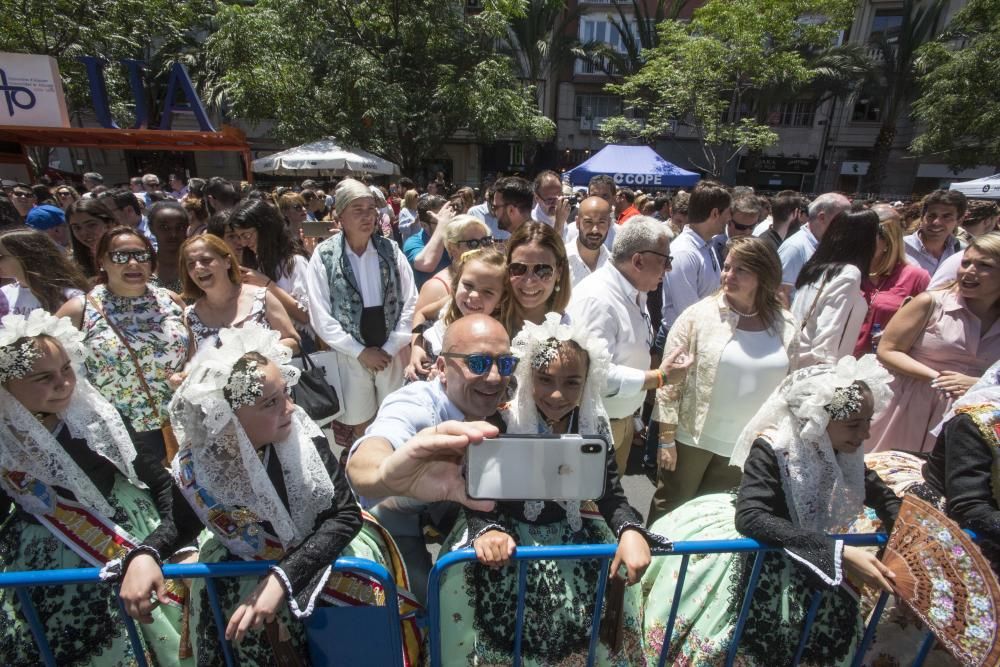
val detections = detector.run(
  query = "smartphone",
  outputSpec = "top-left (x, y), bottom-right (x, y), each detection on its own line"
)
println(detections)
top-left (465, 434), bottom-right (608, 501)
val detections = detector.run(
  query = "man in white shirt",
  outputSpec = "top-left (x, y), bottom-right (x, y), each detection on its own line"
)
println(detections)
top-left (306, 178), bottom-right (417, 440)
top-left (904, 189), bottom-right (966, 275)
top-left (659, 180), bottom-right (733, 337)
top-left (778, 192), bottom-right (850, 300)
top-left (565, 196), bottom-right (612, 286)
top-left (468, 180), bottom-right (507, 241)
top-left (348, 314), bottom-right (511, 599)
top-left (569, 215), bottom-right (684, 474)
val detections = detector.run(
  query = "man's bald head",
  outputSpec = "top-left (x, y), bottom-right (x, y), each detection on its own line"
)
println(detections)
top-left (576, 196), bottom-right (612, 251)
top-left (579, 196), bottom-right (612, 220)
top-left (442, 314), bottom-right (509, 353)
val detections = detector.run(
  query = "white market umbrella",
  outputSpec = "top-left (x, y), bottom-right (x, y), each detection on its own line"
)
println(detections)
top-left (950, 173), bottom-right (1000, 200)
top-left (252, 137), bottom-right (400, 176)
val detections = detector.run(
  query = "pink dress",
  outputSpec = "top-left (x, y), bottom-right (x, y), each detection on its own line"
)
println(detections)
top-left (867, 289), bottom-right (1000, 453)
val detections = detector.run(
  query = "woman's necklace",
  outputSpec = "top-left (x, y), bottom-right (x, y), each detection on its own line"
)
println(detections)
top-left (725, 296), bottom-right (758, 318)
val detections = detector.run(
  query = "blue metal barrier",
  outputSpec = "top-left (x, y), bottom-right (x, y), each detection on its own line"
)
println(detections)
top-left (426, 533), bottom-right (940, 667)
top-left (0, 557), bottom-right (405, 667)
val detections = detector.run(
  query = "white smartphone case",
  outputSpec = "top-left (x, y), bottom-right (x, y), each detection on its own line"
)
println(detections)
top-left (465, 434), bottom-right (608, 501)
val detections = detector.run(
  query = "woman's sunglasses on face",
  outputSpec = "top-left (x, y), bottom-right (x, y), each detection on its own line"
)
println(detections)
top-left (457, 236), bottom-right (494, 250)
top-left (108, 250), bottom-right (152, 264)
top-left (508, 262), bottom-right (555, 280)
top-left (439, 352), bottom-right (518, 376)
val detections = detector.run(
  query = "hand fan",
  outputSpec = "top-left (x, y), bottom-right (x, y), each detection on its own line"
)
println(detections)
top-left (881, 494), bottom-right (1000, 666)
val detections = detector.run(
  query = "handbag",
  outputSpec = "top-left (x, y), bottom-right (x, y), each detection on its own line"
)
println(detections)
top-left (292, 352), bottom-right (342, 426)
top-left (86, 295), bottom-right (187, 466)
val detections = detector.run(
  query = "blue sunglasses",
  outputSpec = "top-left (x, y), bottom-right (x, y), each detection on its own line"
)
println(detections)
top-left (439, 352), bottom-right (518, 377)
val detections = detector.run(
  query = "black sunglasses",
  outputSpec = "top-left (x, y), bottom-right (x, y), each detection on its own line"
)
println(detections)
top-left (108, 250), bottom-right (152, 264)
top-left (508, 262), bottom-right (555, 280)
top-left (731, 220), bottom-right (757, 232)
top-left (457, 236), bottom-right (494, 250)
top-left (439, 352), bottom-right (518, 376)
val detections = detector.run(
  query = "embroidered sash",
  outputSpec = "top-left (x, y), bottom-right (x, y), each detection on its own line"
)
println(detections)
top-left (175, 450), bottom-right (423, 665)
top-left (0, 468), bottom-right (185, 607)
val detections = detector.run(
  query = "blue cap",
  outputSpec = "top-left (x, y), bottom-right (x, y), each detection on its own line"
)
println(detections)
top-left (25, 204), bottom-right (66, 231)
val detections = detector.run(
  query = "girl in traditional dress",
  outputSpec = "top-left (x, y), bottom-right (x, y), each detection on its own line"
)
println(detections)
top-left (0, 310), bottom-right (188, 666)
top-left (437, 313), bottom-right (670, 666)
top-left (642, 355), bottom-right (901, 667)
top-left (118, 325), bottom-right (420, 665)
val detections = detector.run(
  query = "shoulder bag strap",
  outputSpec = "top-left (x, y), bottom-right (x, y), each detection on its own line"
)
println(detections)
top-left (800, 272), bottom-right (834, 332)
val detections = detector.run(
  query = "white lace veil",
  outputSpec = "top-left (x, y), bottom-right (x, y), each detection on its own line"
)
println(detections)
top-left (730, 355), bottom-right (893, 533)
top-left (504, 312), bottom-right (614, 530)
top-left (168, 325), bottom-right (334, 548)
top-left (0, 310), bottom-right (144, 518)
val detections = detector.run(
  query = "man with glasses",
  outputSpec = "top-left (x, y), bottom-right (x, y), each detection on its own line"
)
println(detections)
top-left (531, 170), bottom-right (571, 233)
top-left (491, 176), bottom-right (533, 236)
top-left (566, 196), bottom-right (612, 286)
top-left (568, 216), bottom-right (689, 476)
top-left (709, 193), bottom-right (762, 265)
top-left (8, 183), bottom-right (35, 222)
top-left (347, 313), bottom-right (514, 600)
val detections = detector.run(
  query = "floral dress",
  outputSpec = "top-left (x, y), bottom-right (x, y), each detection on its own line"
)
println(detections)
top-left (184, 287), bottom-right (270, 350)
top-left (81, 284), bottom-right (189, 433)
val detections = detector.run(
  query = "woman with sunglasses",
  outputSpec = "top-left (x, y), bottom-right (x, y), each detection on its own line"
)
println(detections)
top-left (500, 222), bottom-right (572, 337)
top-left (54, 184), bottom-right (80, 210)
top-left (277, 191), bottom-right (309, 245)
top-left (649, 237), bottom-right (797, 524)
top-left (57, 227), bottom-right (191, 464)
top-left (436, 314), bottom-right (669, 666)
top-left (854, 205), bottom-right (930, 356)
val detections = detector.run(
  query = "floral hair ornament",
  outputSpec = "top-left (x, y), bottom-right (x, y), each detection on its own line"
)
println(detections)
top-left (824, 384), bottom-right (865, 422)
top-left (0, 310), bottom-right (86, 383)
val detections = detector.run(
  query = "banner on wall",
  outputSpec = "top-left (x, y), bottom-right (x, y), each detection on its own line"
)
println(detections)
top-left (0, 52), bottom-right (71, 128)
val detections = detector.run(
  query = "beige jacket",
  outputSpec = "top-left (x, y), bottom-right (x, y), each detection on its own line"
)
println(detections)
top-left (654, 293), bottom-right (798, 443)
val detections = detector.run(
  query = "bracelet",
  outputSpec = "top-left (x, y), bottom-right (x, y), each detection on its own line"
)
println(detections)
top-left (657, 441), bottom-right (676, 449)
top-left (657, 369), bottom-right (668, 388)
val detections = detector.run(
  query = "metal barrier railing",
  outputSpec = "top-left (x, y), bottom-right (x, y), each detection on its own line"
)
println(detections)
top-left (0, 556), bottom-right (405, 667)
top-left (1, 535), bottom-right (944, 667)
top-left (426, 533), bottom-right (939, 667)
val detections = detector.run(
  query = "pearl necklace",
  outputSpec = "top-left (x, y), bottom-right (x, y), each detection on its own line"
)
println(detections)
top-left (725, 297), bottom-right (759, 318)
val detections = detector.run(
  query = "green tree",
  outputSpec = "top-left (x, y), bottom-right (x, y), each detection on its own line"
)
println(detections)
top-left (911, 0), bottom-right (1000, 170)
top-left (603, 0), bottom-right (853, 179)
top-left (206, 0), bottom-right (554, 176)
top-left (579, 0), bottom-right (690, 82)
top-left (858, 0), bottom-right (948, 195)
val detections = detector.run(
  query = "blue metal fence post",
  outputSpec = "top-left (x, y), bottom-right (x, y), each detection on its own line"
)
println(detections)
top-left (204, 577), bottom-right (238, 667)
top-left (585, 558), bottom-right (612, 667)
top-left (791, 589), bottom-right (824, 666)
top-left (724, 551), bottom-right (765, 667)
top-left (114, 591), bottom-right (150, 667)
top-left (13, 587), bottom-right (57, 667)
top-left (657, 554), bottom-right (691, 667)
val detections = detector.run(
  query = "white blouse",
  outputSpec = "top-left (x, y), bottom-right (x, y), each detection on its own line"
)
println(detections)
top-left (791, 265), bottom-right (867, 368)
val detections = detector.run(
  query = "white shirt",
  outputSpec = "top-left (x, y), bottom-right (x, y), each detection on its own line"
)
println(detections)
top-left (660, 225), bottom-right (721, 329)
top-left (929, 249), bottom-right (965, 289)
top-left (468, 202), bottom-right (508, 241)
top-left (778, 226), bottom-right (819, 289)
top-left (904, 232), bottom-right (961, 276)
top-left (752, 218), bottom-right (772, 237)
top-left (567, 263), bottom-right (651, 419)
top-left (681, 329), bottom-right (788, 456)
top-left (397, 208), bottom-right (419, 241)
top-left (305, 237), bottom-right (417, 358)
top-left (790, 265), bottom-right (867, 368)
top-left (0, 283), bottom-right (83, 315)
top-left (565, 239), bottom-right (610, 287)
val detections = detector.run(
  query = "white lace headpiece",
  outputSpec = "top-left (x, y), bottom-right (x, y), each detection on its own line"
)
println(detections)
top-left (730, 355), bottom-right (892, 533)
top-left (168, 325), bottom-right (333, 547)
top-left (505, 312), bottom-right (614, 530)
top-left (0, 310), bottom-right (144, 517)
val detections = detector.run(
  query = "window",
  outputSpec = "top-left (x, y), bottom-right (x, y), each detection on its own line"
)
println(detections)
top-left (767, 101), bottom-right (816, 127)
top-left (852, 93), bottom-right (882, 123)
top-left (576, 94), bottom-right (622, 129)
top-left (870, 9), bottom-right (903, 44)
top-left (576, 17), bottom-right (635, 75)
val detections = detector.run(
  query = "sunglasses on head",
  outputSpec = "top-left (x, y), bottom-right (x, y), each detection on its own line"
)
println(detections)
top-left (731, 220), bottom-right (757, 232)
top-left (108, 250), bottom-right (152, 264)
top-left (439, 352), bottom-right (518, 376)
top-left (508, 262), bottom-right (555, 280)
top-left (458, 236), bottom-right (494, 250)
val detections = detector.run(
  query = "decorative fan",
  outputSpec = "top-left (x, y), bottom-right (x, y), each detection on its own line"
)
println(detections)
top-left (881, 494), bottom-right (1000, 666)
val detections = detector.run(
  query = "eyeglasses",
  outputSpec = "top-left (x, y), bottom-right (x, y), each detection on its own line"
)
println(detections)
top-left (457, 236), bottom-right (494, 250)
top-left (439, 352), bottom-right (519, 377)
top-left (639, 250), bottom-right (672, 268)
top-left (731, 220), bottom-right (757, 232)
top-left (108, 250), bottom-right (152, 264)
top-left (11, 191), bottom-right (33, 199)
top-left (57, 191), bottom-right (74, 198)
top-left (508, 262), bottom-right (555, 280)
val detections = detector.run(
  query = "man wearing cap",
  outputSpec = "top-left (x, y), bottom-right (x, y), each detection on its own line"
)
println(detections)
top-left (25, 204), bottom-right (72, 251)
top-left (305, 178), bottom-right (418, 440)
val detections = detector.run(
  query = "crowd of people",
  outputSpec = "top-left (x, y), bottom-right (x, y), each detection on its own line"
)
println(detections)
top-left (0, 167), bottom-right (998, 666)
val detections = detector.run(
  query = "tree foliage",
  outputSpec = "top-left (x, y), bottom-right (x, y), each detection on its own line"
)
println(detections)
top-left (911, 0), bottom-right (1000, 169)
top-left (579, 0), bottom-right (690, 82)
top-left (603, 0), bottom-right (854, 178)
top-left (206, 0), bottom-right (555, 175)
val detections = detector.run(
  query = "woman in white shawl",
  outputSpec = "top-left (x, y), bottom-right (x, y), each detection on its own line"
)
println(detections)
top-left (642, 355), bottom-right (902, 666)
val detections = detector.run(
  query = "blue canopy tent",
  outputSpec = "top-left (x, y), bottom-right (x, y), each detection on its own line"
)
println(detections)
top-left (562, 145), bottom-right (700, 189)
